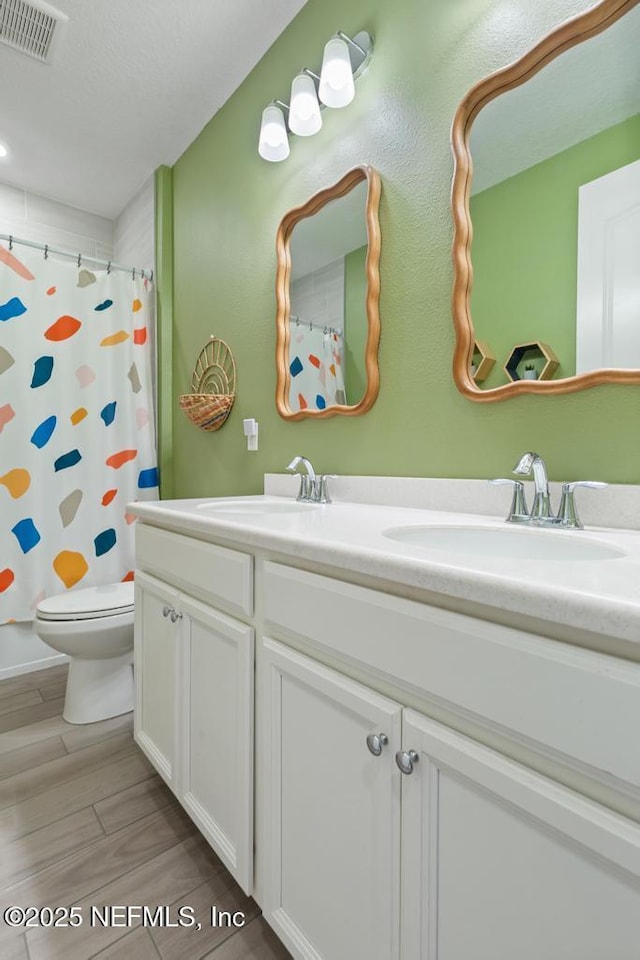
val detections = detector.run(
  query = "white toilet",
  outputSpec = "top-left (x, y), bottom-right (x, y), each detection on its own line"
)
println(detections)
top-left (34, 581), bottom-right (134, 725)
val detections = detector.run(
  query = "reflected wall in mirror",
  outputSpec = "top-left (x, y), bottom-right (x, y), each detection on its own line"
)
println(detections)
top-left (275, 165), bottom-right (381, 419)
top-left (451, 0), bottom-right (640, 401)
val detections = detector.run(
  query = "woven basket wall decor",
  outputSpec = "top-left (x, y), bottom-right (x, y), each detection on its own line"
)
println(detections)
top-left (178, 336), bottom-right (236, 432)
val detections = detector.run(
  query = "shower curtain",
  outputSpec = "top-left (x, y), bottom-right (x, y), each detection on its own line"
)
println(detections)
top-left (288, 323), bottom-right (347, 411)
top-left (0, 243), bottom-right (159, 623)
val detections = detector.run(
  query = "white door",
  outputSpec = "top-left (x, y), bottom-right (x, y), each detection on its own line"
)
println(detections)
top-left (576, 158), bottom-right (640, 372)
top-left (134, 570), bottom-right (180, 789)
top-left (400, 708), bottom-right (640, 960)
top-left (180, 593), bottom-right (254, 894)
top-left (262, 638), bottom-right (402, 960)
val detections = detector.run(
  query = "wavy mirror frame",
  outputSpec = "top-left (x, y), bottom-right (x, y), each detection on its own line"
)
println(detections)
top-left (451, 0), bottom-right (640, 402)
top-left (275, 164), bottom-right (382, 420)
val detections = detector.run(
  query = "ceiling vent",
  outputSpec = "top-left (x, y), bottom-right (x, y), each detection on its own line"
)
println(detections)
top-left (0, 0), bottom-right (68, 63)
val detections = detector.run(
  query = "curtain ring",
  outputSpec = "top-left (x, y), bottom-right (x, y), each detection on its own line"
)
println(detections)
top-left (106, 261), bottom-right (111, 274)
top-left (132, 266), bottom-right (136, 281)
top-left (44, 244), bottom-right (49, 260)
top-left (77, 253), bottom-right (82, 268)
top-left (8, 235), bottom-right (13, 250)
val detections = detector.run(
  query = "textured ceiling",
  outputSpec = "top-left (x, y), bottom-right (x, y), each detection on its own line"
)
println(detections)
top-left (0, 0), bottom-right (309, 218)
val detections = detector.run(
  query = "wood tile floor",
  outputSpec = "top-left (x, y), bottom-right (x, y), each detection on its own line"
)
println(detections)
top-left (0, 664), bottom-right (292, 960)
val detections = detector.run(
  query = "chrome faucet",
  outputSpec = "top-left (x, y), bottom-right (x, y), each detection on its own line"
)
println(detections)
top-left (512, 451), bottom-right (553, 521)
top-left (287, 456), bottom-right (316, 502)
top-left (490, 451), bottom-right (607, 528)
top-left (287, 456), bottom-right (336, 504)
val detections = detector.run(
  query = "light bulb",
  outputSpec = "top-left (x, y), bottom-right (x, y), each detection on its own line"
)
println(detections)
top-left (258, 105), bottom-right (290, 162)
top-left (319, 37), bottom-right (355, 108)
top-left (289, 73), bottom-right (322, 136)
top-left (0, 143), bottom-right (8, 159)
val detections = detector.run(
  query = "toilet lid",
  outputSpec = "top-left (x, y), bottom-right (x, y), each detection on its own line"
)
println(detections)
top-left (36, 582), bottom-right (134, 621)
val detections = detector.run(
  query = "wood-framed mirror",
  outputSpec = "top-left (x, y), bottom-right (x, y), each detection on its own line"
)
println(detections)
top-left (451, 0), bottom-right (640, 401)
top-left (275, 164), bottom-right (381, 420)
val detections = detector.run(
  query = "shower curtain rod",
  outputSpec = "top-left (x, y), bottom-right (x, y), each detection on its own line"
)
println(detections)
top-left (289, 314), bottom-right (342, 337)
top-left (0, 233), bottom-right (153, 281)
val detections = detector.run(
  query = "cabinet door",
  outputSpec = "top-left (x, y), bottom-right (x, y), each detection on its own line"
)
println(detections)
top-left (400, 709), bottom-right (640, 960)
top-left (180, 593), bottom-right (254, 894)
top-left (262, 638), bottom-right (402, 960)
top-left (134, 571), bottom-right (180, 789)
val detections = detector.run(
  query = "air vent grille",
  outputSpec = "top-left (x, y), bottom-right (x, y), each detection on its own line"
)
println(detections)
top-left (0, 0), bottom-right (61, 61)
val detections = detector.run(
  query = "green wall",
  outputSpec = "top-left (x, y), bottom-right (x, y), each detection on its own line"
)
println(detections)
top-left (470, 114), bottom-right (640, 390)
top-left (344, 244), bottom-right (368, 404)
top-left (163, 0), bottom-right (640, 498)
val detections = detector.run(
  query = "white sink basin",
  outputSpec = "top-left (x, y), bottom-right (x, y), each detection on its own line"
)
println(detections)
top-left (382, 524), bottom-right (625, 562)
top-left (197, 499), bottom-right (318, 516)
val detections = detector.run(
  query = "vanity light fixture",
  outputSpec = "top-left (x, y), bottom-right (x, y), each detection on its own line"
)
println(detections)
top-left (258, 102), bottom-right (290, 162)
top-left (257, 29), bottom-right (373, 162)
top-left (289, 72), bottom-right (323, 136)
top-left (319, 35), bottom-right (355, 107)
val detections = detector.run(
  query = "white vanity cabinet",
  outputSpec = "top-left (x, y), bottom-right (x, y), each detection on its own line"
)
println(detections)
top-left (176, 590), bottom-right (254, 893)
top-left (261, 637), bottom-right (640, 960)
top-left (400, 710), bottom-right (640, 960)
top-left (261, 561), bottom-right (640, 960)
top-left (262, 638), bottom-right (403, 960)
top-left (134, 570), bottom-right (180, 789)
top-left (134, 525), bottom-right (254, 893)
top-left (131, 512), bottom-right (640, 960)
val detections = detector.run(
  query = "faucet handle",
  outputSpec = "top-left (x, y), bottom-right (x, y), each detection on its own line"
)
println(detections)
top-left (315, 474), bottom-right (337, 504)
top-left (561, 481), bottom-right (608, 492)
top-left (556, 481), bottom-right (608, 529)
top-left (296, 475), bottom-right (312, 502)
top-left (489, 478), bottom-right (529, 523)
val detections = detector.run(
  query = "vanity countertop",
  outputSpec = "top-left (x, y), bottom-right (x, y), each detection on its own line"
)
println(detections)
top-left (129, 492), bottom-right (640, 656)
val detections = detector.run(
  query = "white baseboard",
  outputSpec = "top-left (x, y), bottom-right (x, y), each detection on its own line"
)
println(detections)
top-left (1, 621), bottom-right (69, 681)
top-left (0, 652), bottom-right (68, 682)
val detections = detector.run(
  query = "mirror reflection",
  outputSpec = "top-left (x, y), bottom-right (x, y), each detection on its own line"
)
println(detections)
top-left (275, 165), bottom-right (381, 419)
top-left (451, 0), bottom-right (640, 399)
top-left (288, 181), bottom-right (368, 410)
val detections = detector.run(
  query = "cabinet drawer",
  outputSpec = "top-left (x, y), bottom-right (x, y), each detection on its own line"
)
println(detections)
top-left (263, 561), bottom-right (640, 791)
top-left (136, 524), bottom-right (253, 618)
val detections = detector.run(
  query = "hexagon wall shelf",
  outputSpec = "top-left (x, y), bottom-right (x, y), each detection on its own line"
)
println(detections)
top-left (504, 341), bottom-right (559, 382)
top-left (470, 339), bottom-right (495, 382)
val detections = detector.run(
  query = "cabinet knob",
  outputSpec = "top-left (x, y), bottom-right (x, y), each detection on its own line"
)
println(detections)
top-left (162, 606), bottom-right (172, 619)
top-left (395, 749), bottom-right (419, 775)
top-left (169, 609), bottom-right (183, 623)
top-left (366, 733), bottom-right (389, 757)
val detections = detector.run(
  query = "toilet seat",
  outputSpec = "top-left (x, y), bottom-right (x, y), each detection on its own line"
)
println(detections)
top-left (36, 582), bottom-right (134, 621)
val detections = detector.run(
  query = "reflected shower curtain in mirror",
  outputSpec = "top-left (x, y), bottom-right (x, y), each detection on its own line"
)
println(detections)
top-left (0, 243), bottom-right (159, 623)
top-left (288, 322), bottom-right (347, 411)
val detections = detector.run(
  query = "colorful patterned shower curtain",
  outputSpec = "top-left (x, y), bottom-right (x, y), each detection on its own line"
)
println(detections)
top-left (0, 243), bottom-right (159, 623)
top-left (288, 322), bottom-right (347, 412)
